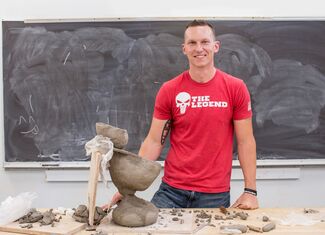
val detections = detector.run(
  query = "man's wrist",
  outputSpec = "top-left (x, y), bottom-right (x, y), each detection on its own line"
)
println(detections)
top-left (244, 187), bottom-right (257, 196)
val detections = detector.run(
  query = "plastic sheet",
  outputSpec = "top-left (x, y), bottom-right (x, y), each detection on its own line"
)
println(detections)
top-left (0, 192), bottom-right (37, 225)
top-left (85, 135), bottom-right (114, 187)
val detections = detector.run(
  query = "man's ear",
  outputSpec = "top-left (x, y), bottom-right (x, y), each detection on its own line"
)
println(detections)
top-left (214, 40), bottom-right (221, 53)
top-left (182, 43), bottom-right (186, 55)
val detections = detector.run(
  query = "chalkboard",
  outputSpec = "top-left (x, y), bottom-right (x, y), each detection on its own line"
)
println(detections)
top-left (3, 20), bottom-right (325, 163)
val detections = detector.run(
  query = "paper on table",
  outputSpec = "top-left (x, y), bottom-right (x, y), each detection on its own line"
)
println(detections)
top-left (279, 212), bottom-right (320, 226)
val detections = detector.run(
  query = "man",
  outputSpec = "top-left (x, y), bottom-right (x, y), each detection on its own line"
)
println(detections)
top-left (110, 19), bottom-right (258, 209)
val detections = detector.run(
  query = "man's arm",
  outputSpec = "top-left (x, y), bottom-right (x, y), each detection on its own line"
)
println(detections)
top-left (231, 118), bottom-right (259, 209)
top-left (138, 118), bottom-right (170, 160)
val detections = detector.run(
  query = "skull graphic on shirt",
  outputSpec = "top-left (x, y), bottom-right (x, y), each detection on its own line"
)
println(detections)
top-left (176, 92), bottom-right (191, 114)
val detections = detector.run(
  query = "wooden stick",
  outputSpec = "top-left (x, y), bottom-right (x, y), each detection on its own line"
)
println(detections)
top-left (87, 151), bottom-right (102, 226)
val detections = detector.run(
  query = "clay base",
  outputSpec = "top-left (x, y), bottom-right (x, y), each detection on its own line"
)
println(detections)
top-left (112, 195), bottom-right (159, 227)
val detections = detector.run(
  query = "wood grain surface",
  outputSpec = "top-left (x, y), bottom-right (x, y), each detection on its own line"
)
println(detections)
top-left (0, 208), bottom-right (324, 235)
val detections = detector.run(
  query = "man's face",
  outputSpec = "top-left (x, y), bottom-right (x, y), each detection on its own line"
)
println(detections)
top-left (182, 25), bottom-right (220, 69)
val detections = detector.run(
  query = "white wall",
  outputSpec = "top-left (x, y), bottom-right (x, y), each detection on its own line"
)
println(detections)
top-left (1, 0), bottom-right (325, 208)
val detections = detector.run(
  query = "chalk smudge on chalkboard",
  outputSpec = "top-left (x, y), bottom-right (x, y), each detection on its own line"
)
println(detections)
top-left (4, 22), bottom-right (186, 161)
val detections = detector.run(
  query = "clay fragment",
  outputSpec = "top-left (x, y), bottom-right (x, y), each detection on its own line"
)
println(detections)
top-left (93, 232), bottom-right (107, 235)
top-left (40, 209), bottom-right (57, 225)
top-left (303, 208), bottom-right (319, 214)
top-left (72, 205), bottom-right (106, 225)
top-left (220, 224), bottom-right (248, 233)
top-left (262, 215), bottom-right (269, 222)
top-left (20, 223), bottom-right (33, 229)
top-left (262, 222), bottom-right (276, 232)
top-left (220, 206), bottom-right (229, 215)
top-left (236, 211), bottom-right (248, 220)
top-left (196, 210), bottom-right (211, 219)
top-left (73, 205), bottom-right (89, 223)
top-left (93, 207), bottom-right (107, 225)
top-left (214, 215), bottom-right (224, 220)
top-left (18, 208), bottom-right (43, 223)
top-left (247, 224), bottom-right (263, 233)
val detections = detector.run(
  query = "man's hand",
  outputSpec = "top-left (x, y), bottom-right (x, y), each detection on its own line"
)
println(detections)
top-left (102, 192), bottom-right (123, 211)
top-left (231, 192), bottom-right (259, 210)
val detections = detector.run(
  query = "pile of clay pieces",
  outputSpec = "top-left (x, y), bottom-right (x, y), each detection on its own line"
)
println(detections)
top-left (193, 207), bottom-right (276, 234)
top-left (16, 205), bottom-right (107, 229)
top-left (17, 208), bottom-right (62, 229)
top-left (72, 205), bottom-right (106, 225)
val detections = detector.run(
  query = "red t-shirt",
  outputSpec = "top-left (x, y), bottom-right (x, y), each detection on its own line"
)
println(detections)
top-left (154, 69), bottom-right (252, 193)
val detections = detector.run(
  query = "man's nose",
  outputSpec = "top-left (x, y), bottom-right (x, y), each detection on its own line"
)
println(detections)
top-left (194, 43), bottom-right (204, 51)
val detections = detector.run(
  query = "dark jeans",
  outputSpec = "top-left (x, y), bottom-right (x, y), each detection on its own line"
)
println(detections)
top-left (151, 181), bottom-right (230, 208)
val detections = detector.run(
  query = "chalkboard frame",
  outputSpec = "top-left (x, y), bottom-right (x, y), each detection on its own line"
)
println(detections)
top-left (3, 159), bottom-right (325, 169)
top-left (3, 18), bottom-right (325, 168)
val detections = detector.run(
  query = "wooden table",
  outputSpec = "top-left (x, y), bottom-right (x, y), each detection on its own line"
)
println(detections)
top-left (1, 208), bottom-right (324, 235)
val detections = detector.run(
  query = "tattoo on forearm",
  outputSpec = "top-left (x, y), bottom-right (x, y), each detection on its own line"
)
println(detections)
top-left (161, 119), bottom-right (171, 145)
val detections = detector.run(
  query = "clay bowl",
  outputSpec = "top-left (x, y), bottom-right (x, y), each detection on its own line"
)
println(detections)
top-left (108, 148), bottom-right (161, 196)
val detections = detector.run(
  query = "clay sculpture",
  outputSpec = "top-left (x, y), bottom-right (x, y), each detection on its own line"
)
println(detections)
top-left (96, 123), bottom-right (161, 227)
